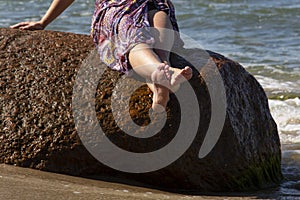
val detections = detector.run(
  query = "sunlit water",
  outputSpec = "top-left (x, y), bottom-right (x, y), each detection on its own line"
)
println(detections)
top-left (0, 0), bottom-right (299, 198)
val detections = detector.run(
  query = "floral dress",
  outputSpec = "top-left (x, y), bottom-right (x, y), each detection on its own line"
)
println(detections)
top-left (91, 0), bottom-right (182, 74)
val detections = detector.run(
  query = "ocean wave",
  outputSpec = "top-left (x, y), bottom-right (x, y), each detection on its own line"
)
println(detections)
top-left (269, 98), bottom-right (300, 144)
top-left (254, 75), bottom-right (300, 97)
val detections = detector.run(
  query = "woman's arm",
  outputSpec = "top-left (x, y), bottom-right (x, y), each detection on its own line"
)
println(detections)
top-left (10, 0), bottom-right (75, 30)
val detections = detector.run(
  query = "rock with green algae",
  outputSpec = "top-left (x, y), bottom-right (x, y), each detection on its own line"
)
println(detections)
top-left (0, 28), bottom-right (282, 192)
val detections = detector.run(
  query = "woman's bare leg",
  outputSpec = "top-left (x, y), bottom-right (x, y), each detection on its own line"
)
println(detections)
top-left (129, 43), bottom-right (192, 112)
top-left (148, 10), bottom-right (173, 64)
top-left (129, 43), bottom-right (171, 112)
top-left (128, 10), bottom-right (192, 112)
top-left (148, 10), bottom-right (193, 88)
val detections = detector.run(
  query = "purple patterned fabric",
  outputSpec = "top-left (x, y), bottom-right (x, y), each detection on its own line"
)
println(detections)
top-left (91, 0), bottom-right (182, 74)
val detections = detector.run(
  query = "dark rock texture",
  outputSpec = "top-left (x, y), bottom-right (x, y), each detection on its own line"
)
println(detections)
top-left (0, 28), bottom-right (282, 192)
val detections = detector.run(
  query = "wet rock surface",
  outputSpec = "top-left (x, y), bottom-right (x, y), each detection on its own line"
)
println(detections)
top-left (0, 28), bottom-right (282, 192)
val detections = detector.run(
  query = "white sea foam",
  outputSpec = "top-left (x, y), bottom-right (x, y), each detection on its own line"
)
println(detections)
top-left (252, 74), bottom-right (300, 144)
top-left (254, 75), bottom-right (300, 95)
top-left (269, 98), bottom-right (300, 144)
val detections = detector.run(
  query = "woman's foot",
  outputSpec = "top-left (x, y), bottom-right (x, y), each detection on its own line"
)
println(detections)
top-left (159, 65), bottom-right (193, 92)
top-left (170, 66), bottom-right (193, 87)
top-left (150, 63), bottom-right (171, 112)
top-left (150, 64), bottom-right (193, 112)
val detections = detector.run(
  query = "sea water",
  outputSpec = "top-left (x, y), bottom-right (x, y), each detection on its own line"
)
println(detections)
top-left (0, 0), bottom-right (299, 198)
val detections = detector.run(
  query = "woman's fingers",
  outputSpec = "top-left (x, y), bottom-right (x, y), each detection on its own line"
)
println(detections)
top-left (10, 22), bottom-right (29, 29)
top-left (21, 24), bottom-right (44, 30)
top-left (10, 22), bottom-right (44, 30)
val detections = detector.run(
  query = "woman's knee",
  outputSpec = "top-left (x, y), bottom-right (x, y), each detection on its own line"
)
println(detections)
top-left (148, 10), bottom-right (171, 28)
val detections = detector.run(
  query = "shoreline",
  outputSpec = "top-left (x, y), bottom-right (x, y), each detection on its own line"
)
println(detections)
top-left (0, 164), bottom-right (263, 200)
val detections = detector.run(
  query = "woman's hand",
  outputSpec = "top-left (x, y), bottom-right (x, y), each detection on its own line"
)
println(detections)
top-left (10, 21), bottom-right (45, 30)
top-left (9, 0), bottom-right (75, 31)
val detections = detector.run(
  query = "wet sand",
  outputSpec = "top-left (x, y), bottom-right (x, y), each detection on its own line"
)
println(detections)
top-left (0, 164), bottom-right (261, 200)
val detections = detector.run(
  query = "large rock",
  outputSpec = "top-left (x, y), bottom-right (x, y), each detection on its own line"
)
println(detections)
top-left (0, 28), bottom-right (282, 192)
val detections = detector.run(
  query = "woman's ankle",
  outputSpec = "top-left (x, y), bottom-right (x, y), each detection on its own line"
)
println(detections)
top-left (152, 84), bottom-right (170, 112)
